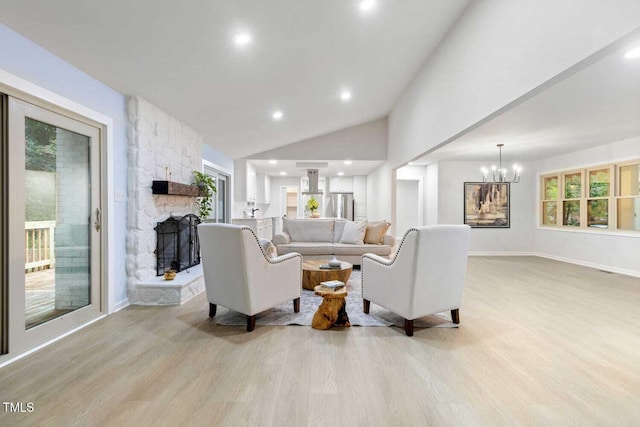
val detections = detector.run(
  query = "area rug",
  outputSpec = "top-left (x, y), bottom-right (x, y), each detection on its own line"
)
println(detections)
top-left (215, 270), bottom-right (457, 330)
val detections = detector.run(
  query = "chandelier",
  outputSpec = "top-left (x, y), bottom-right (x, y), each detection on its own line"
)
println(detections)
top-left (481, 144), bottom-right (521, 183)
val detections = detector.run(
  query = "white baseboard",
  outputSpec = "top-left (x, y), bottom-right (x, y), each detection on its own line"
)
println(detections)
top-left (468, 251), bottom-right (535, 256)
top-left (111, 298), bottom-right (130, 314)
top-left (468, 251), bottom-right (640, 278)
top-left (534, 252), bottom-right (640, 278)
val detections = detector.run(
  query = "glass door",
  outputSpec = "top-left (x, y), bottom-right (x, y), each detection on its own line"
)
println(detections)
top-left (214, 173), bottom-right (228, 223)
top-left (0, 94), bottom-right (7, 355)
top-left (7, 97), bottom-right (102, 354)
top-left (203, 163), bottom-right (230, 223)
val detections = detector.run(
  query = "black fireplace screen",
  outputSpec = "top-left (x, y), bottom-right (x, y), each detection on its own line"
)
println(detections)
top-left (155, 214), bottom-right (201, 276)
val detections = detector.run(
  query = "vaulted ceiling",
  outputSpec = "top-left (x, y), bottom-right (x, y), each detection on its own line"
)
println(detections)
top-left (0, 0), bottom-right (470, 159)
top-left (2, 2), bottom-right (638, 170)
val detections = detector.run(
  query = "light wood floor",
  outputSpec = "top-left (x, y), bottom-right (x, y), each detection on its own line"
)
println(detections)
top-left (1, 256), bottom-right (640, 426)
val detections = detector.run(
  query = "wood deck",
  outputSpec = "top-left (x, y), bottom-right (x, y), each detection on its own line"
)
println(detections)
top-left (25, 268), bottom-right (71, 329)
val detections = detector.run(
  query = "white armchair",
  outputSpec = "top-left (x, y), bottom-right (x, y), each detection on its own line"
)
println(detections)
top-left (361, 225), bottom-right (471, 336)
top-left (198, 223), bottom-right (302, 332)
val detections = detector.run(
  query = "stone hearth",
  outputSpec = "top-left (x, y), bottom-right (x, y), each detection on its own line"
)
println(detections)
top-left (128, 265), bottom-right (204, 305)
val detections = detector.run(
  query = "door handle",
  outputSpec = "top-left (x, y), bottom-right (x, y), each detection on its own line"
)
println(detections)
top-left (95, 208), bottom-right (101, 232)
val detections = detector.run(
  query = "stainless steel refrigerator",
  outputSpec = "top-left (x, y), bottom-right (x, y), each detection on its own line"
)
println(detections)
top-left (328, 192), bottom-right (354, 220)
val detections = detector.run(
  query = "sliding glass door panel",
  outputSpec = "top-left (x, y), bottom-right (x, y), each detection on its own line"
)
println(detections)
top-left (7, 97), bottom-right (102, 354)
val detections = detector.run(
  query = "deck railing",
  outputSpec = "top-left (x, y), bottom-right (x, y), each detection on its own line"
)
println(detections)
top-left (25, 221), bottom-right (56, 271)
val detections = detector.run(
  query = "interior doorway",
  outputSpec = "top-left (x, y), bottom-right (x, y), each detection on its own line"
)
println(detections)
top-left (280, 186), bottom-right (299, 220)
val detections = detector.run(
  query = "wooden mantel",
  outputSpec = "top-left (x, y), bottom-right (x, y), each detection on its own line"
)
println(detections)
top-left (152, 180), bottom-right (204, 197)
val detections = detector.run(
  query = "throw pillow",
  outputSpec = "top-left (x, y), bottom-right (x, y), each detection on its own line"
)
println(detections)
top-left (259, 238), bottom-right (277, 259)
top-left (364, 220), bottom-right (391, 245)
top-left (339, 220), bottom-right (368, 245)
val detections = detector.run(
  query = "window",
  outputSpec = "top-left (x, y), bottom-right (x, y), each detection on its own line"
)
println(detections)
top-left (541, 175), bottom-right (559, 225)
top-left (540, 160), bottom-right (639, 232)
top-left (562, 171), bottom-right (582, 227)
top-left (617, 162), bottom-right (640, 231)
top-left (587, 167), bottom-right (610, 228)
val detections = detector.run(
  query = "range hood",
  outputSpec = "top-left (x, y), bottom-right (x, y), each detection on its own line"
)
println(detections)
top-left (302, 169), bottom-right (323, 194)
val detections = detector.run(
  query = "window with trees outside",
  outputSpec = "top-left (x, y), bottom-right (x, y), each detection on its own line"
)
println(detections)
top-left (617, 162), bottom-right (640, 231)
top-left (540, 160), bottom-right (639, 232)
top-left (541, 175), bottom-right (559, 225)
top-left (563, 171), bottom-right (582, 226)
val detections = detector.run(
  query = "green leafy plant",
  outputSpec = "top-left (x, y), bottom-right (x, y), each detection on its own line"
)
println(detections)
top-left (306, 196), bottom-right (319, 212)
top-left (192, 171), bottom-right (217, 220)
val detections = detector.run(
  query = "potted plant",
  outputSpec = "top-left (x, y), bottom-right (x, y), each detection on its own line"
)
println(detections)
top-left (306, 196), bottom-right (320, 218)
top-left (192, 171), bottom-right (217, 220)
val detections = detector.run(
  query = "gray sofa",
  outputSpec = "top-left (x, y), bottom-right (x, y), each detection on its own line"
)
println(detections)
top-left (272, 218), bottom-right (395, 266)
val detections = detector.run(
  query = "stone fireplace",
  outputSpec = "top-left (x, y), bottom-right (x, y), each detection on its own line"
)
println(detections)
top-left (155, 214), bottom-right (201, 276)
top-left (126, 96), bottom-right (205, 305)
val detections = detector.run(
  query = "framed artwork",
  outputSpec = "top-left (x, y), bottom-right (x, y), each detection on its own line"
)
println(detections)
top-left (464, 182), bottom-right (510, 228)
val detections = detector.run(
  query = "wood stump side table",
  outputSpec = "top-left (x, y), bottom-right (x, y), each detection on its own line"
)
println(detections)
top-left (311, 285), bottom-right (351, 330)
top-left (302, 260), bottom-right (353, 291)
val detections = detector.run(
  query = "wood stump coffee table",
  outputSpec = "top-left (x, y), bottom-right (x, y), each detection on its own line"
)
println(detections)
top-left (302, 260), bottom-right (353, 291)
top-left (311, 285), bottom-right (350, 330)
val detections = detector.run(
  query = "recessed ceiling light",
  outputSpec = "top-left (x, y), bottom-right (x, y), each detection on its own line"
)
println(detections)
top-left (624, 46), bottom-right (640, 59)
top-left (337, 172), bottom-right (345, 176)
top-left (344, 160), bottom-right (353, 165)
top-left (232, 32), bottom-right (252, 46)
top-left (272, 110), bottom-right (284, 120)
top-left (340, 91), bottom-right (352, 102)
top-left (359, 0), bottom-right (376, 12)
top-left (269, 159), bottom-right (278, 164)
top-left (280, 171), bottom-right (287, 176)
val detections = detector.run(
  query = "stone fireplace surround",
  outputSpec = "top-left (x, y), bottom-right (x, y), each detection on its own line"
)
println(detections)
top-left (126, 96), bottom-right (205, 305)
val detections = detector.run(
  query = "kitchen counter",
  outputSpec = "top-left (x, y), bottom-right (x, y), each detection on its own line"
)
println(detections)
top-left (232, 217), bottom-right (278, 240)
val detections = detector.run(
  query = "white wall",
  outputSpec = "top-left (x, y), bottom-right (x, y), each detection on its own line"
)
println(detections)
top-left (437, 160), bottom-right (536, 254)
top-left (534, 136), bottom-right (640, 276)
top-left (396, 165), bottom-right (427, 181)
top-left (388, 0), bottom-right (640, 168)
top-left (536, 136), bottom-right (640, 174)
top-left (425, 163), bottom-right (439, 225)
top-left (249, 117), bottom-right (387, 161)
top-left (395, 180), bottom-right (420, 238)
top-left (202, 144), bottom-right (234, 172)
top-left (366, 163), bottom-right (394, 226)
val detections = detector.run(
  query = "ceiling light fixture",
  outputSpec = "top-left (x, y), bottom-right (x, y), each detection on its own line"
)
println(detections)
top-left (481, 144), bottom-right (521, 183)
top-left (340, 91), bottom-right (352, 102)
top-left (343, 160), bottom-right (352, 165)
top-left (337, 172), bottom-right (345, 176)
top-left (269, 159), bottom-right (278, 164)
top-left (272, 110), bottom-right (283, 120)
top-left (232, 32), bottom-right (252, 46)
top-left (624, 46), bottom-right (640, 59)
top-left (280, 171), bottom-right (287, 176)
top-left (359, 0), bottom-right (376, 12)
